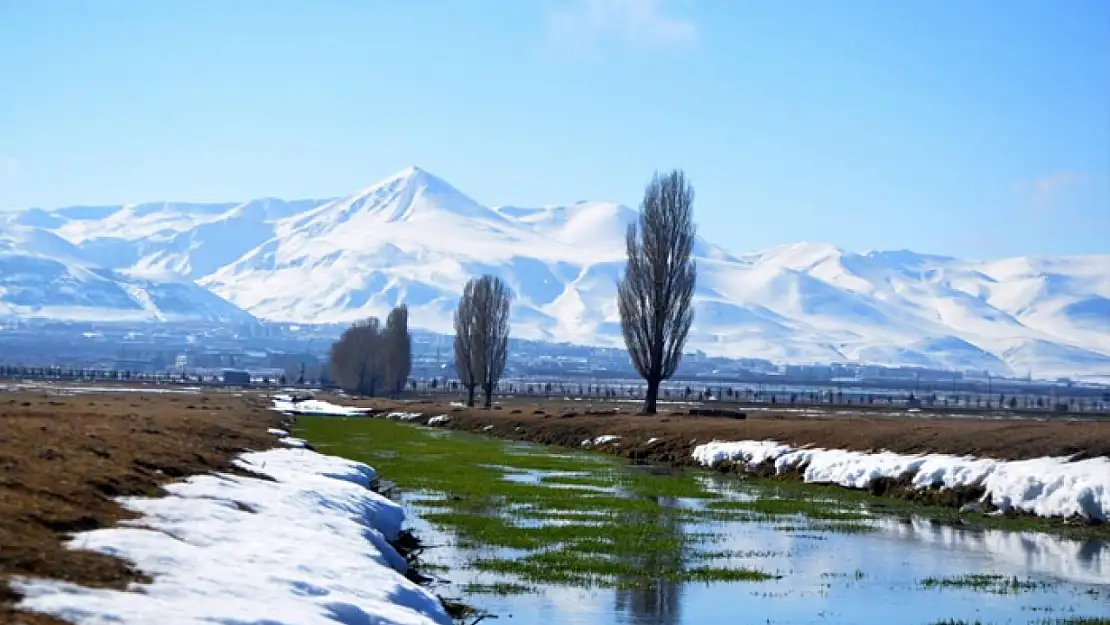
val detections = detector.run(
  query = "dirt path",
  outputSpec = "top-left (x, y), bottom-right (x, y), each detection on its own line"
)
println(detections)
top-left (350, 395), bottom-right (1110, 463)
top-left (0, 387), bottom-right (280, 625)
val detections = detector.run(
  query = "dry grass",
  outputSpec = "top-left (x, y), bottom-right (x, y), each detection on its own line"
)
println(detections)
top-left (0, 387), bottom-right (281, 625)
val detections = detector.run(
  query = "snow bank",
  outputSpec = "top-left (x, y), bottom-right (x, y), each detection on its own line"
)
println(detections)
top-left (13, 448), bottom-right (451, 625)
top-left (271, 396), bottom-right (372, 417)
top-left (427, 415), bottom-right (450, 426)
top-left (692, 440), bottom-right (1110, 522)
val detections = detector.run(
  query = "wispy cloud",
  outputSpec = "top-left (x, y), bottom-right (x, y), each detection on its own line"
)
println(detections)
top-left (545, 0), bottom-right (697, 52)
top-left (1016, 170), bottom-right (1090, 214)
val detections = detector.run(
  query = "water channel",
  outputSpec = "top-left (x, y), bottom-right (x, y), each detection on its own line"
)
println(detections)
top-left (301, 417), bottom-right (1110, 625)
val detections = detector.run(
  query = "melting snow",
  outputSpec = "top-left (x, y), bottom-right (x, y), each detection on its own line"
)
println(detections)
top-left (13, 448), bottom-right (451, 625)
top-left (271, 396), bottom-right (371, 417)
top-left (386, 412), bottom-right (423, 421)
top-left (427, 415), bottom-right (450, 426)
top-left (692, 440), bottom-right (1110, 522)
top-left (582, 435), bottom-right (621, 447)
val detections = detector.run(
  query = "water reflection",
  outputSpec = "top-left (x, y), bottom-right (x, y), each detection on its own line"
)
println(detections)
top-left (873, 516), bottom-right (1110, 585)
top-left (614, 494), bottom-right (683, 625)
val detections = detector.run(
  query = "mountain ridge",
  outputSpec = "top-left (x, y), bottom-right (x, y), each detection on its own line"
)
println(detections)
top-left (5, 166), bottom-right (1109, 380)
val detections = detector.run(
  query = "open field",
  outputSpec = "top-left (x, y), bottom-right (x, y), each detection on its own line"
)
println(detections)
top-left (0, 387), bottom-right (280, 624)
top-left (339, 393), bottom-right (1110, 463)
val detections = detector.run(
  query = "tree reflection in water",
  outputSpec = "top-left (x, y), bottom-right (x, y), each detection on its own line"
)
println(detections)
top-left (614, 494), bottom-right (684, 625)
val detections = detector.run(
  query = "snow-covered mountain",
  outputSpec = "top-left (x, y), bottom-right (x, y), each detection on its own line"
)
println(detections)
top-left (9, 166), bottom-right (1110, 379)
top-left (0, 221), bottom-right (255, 324)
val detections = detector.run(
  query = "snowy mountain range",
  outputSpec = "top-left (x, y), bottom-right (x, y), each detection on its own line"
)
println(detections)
top-left (5, 166), bottom-right (1109, 379)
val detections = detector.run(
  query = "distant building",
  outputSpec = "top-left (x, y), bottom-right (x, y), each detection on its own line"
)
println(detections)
top-left (223, 370), bottom-right (251, 386)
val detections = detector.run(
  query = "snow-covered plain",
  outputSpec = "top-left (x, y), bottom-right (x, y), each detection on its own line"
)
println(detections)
top-left (12, 447), bottom-right (452, 625)
top-left (692, 440), bottom-right (1110, 522)
top-left (9, 165), bottom-right (1110, 378)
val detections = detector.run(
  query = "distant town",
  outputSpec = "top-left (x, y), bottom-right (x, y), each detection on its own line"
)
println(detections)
top-left (2, 318), bottom-right (1107, 404)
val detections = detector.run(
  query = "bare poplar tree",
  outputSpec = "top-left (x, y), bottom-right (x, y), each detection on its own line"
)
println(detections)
top-left (453, 280), bottom-right (479, 407)
top-left (617, 169), bottom-right (697, 415)
top-left (383, 305), bottom-right (412, 396)
top-left (474, 275), bottom-right (511, 408)
top-left (453, 275), bottom-right (512, 408)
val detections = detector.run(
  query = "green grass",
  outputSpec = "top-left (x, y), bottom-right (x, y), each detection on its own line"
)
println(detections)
top-left (705, 497), bottom-right (871, 521)
top-left (461, 582), bottom-right (536, 596)
top-left (298, 416), bottom-right (780, 588)
top-left (538, 473), bottom-right (616, 488)
top-left (919, 574), bottom-right (1054, 594)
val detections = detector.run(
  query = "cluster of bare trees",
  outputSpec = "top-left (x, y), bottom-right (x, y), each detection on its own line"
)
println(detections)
top-left (329, 169), bottom-right (695, 416)
top-left (329, 305), bottom-right (412, 396)
top-left (453, 275), bottom-right (512, 407)
top-left (439, 170), bottom-right (694, 415)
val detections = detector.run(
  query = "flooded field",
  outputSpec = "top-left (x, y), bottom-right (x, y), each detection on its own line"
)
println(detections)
top-left (300, 417), bottom-right (1110, 625)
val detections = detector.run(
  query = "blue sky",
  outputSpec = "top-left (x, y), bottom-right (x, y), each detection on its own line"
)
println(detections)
top-left (1, 0), bottom-right (1106, 259)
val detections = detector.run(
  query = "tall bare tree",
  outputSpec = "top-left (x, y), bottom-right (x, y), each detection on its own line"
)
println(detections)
top-left (453, 275), bottom-right (512, 408)
top-left (330, 317), bottom-right (384, 396)
top-left (474, 275), bottom-right (512, 408)
top-left (617, 170), bottom-right (697, 415)
top-left (383, 305), bottom-right (412, 396)
top-left (453, 280), bottom-right (479, 407)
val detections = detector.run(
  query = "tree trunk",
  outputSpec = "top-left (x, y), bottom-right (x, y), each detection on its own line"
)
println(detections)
top-left (642, 377), bottom-right (660, 415)
top-left (466, 385), bottom-right (476, 407)
top-left (483, 384), bottom-right (493, 409)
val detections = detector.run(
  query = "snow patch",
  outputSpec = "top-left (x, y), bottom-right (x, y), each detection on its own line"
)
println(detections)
top-left (582, 435), bottom-right (621, 447)
top-left (386, 411), bottom-right (423, 421)
top-left (271, 397), bottom-right (371, 417)
top-left (427, 415), bottom-right (450, 426)
top-left (13, 447), bottom-right (451, 624)
top-left (692, 440), bottom-right (1110, 522)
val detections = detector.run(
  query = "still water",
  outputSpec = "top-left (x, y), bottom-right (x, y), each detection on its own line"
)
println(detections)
top-left (310, 421), bottom-right (1110, 625)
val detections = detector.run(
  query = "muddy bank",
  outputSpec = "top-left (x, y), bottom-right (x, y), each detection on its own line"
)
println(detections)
top-left (0, 389), bottom-right (283, 624)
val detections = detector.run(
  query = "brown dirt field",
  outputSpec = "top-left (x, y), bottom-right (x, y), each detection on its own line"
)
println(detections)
top-left (345, 394), bottom-right (1110, 464)
top-left (0, 387), bottom-right (281, 625)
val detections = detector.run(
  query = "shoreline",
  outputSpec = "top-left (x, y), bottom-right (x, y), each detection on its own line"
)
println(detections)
top-left (341, 395), bottom-right (1110, 535)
